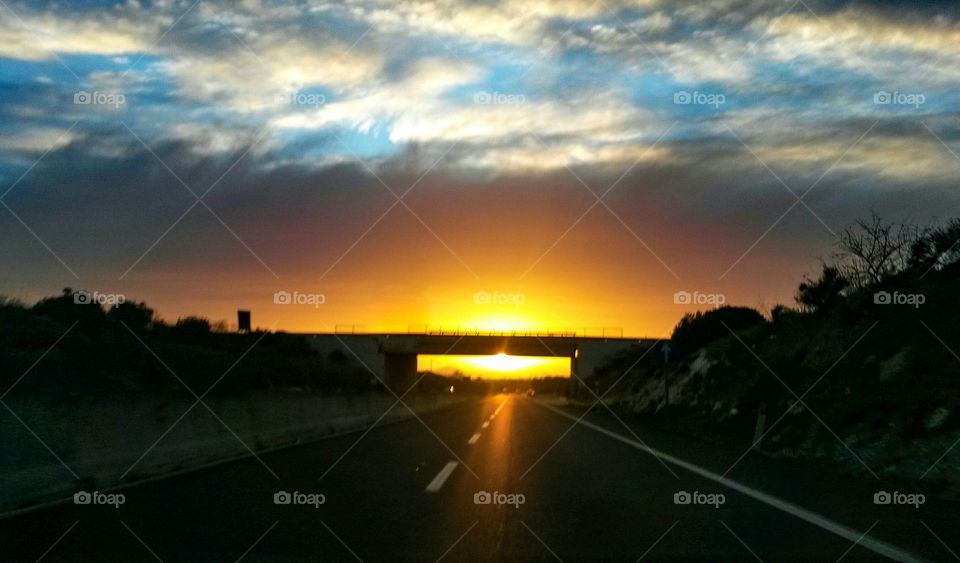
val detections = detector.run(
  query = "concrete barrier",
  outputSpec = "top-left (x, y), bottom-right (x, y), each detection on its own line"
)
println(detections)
top-left (0, 392), bottom-right (468, 515)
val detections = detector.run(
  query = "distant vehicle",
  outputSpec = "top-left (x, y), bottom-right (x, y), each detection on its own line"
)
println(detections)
top-left (527, 388), bottom-right (535, 398)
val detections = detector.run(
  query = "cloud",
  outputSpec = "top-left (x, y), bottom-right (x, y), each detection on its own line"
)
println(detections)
top-left (355, 0), bottom-right (621, 45)
top-left (753, 136), bottom-right (957, 182)
top-left (458, 141), bottom-right (673, 172)
top-left (768, 9), bottom-right (960, 57)
top-left (764, 8), bottom-right (960, 83)
top-left (0, 126), bottom-right (81, 154)
top-left (0, 3), bottom-right (163, 60)
top-left (163, 122), bottom-right (273, 156)
top-left (389, 98), bottom-right (648, 144)
top-left (160, 36), bottom-right (384, 113)
top-left (585, 23), bottom-right (754, 83)
top-left (270, 56), bottom-right (477, 133)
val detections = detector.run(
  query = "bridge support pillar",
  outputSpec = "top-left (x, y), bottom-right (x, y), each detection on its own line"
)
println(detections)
top-left (384, 352), bottom-right (417, 393)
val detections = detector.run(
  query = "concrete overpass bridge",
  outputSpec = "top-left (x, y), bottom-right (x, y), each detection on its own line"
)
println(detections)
top-left (301, 331), bottom-right (658, 390)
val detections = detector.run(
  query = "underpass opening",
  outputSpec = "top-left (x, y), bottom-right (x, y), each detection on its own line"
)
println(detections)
top-left (417, 354), bottom-right (571, 380)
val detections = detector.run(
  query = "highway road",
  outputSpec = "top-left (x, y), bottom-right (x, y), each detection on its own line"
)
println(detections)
top-left (2, 395), bottom-right (956, 561)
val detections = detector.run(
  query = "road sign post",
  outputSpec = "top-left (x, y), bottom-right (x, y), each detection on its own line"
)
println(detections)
top-left (659, 341), bottom-right (675, 407)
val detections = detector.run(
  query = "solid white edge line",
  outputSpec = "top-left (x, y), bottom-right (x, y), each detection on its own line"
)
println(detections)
top-left (534, 400), bottom-right (927, 563)
top-left (468, 433), bottom-right (481, 445)
top-left (425, 461), bottom-right (459, 493)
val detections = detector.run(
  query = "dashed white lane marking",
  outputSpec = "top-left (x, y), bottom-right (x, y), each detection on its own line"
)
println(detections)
top-left (468, 433), bottom-right (481, 445)
top-left (535, 400), bottom-right (927, 563)
top-left (425, 461), bottom-right (459, 493)
top-left (482, 421), bottom-right (490, 428)
top-left (489, 400), bottom-right (506, 421)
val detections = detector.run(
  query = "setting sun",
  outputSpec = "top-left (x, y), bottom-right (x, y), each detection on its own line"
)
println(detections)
top-left (474, 353), bottom-right (540, 372)
top-left (418, 353), bottom-right (570, 379)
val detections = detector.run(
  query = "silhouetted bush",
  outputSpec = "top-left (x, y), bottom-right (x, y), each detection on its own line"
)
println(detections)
top-left (107, 300), bottom-right (155, 332)
top-left (0, 293), bottom-right (378, 396)
top-left (172, 316), bottom-right (212, 342)
top-left (671, 306), bottom-right (766, 358)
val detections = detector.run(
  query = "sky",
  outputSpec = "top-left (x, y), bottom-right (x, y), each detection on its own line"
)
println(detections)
top-left (0, 0), bottom-right (958, 337)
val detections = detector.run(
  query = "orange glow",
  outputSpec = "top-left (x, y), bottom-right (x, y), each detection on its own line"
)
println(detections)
top-left (418, 354), bottom-right (570, 379)
top-left (98, 172), bottom-right (817, 340)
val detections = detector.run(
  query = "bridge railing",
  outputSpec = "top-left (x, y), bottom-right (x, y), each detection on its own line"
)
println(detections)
top-left (404, 326), bottom-right (624, 338)
top-left (330, 325), bottom-right (627, 338)
top-left (333, 324), bottom-right (368, 334)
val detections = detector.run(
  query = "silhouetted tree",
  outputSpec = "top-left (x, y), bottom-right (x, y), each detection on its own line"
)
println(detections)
top-left (796, 265), bottom-right (848, 313)
top-left (908, 218), bottom-right (960, 273)
top-left (770, 304), bottom-right (794, 323)
top-left (834, 212), bottom-right (918, 287)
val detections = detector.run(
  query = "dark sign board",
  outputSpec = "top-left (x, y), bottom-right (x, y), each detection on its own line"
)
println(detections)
top-left (238, 310), bottom-right (251, 332)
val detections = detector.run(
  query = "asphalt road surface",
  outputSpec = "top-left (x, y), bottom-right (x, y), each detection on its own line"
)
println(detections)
top-left (2, 395), bottom-right (956, 561)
